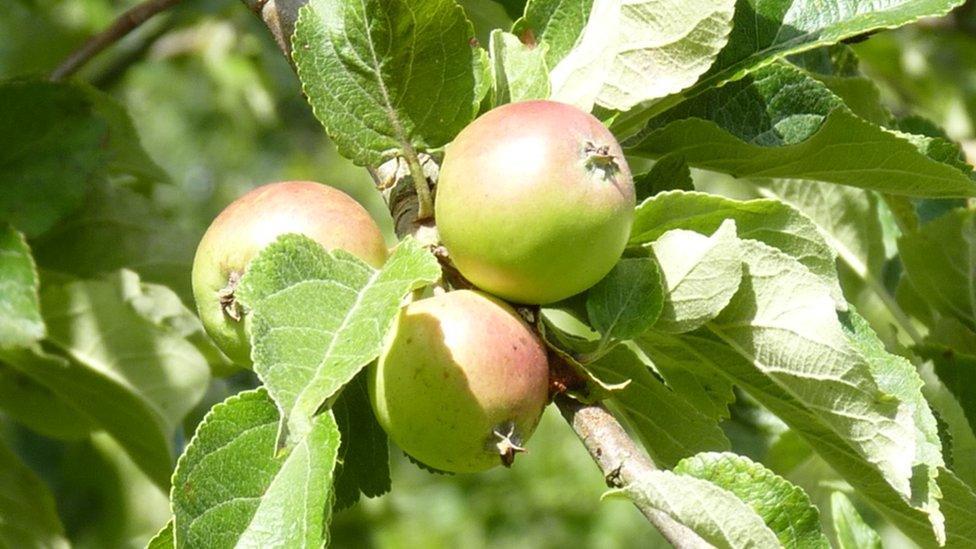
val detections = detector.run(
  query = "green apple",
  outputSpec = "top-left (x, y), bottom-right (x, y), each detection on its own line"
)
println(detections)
top-left (435, 100), bottom-right (635, 304)
top-left (369, 290), bottom-right (549, 473)
top-left (192, 181), bottom-right (388, 366)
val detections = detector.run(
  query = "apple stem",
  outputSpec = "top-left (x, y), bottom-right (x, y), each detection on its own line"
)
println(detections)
top-left (402, 148), bottom-right (435, 219)
top-left (433, 246), bottom-right (477, 291)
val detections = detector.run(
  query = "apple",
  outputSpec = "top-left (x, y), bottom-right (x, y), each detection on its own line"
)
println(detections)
top-left (192, 181), bottom-right (388, 366)
top-left (435, 100), bottom-right (635, 304)
top-left (369, 290), bottom-right (549, 473)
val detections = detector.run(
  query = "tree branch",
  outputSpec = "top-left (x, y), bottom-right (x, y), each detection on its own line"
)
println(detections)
top-left (556, 397), bottom-right (708, 547)
top-left (50, 0), bottom-right (183, 81)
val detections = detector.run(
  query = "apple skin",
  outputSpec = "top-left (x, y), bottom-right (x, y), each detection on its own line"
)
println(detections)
top-left (192, 181), bottom-right (388, 366)
top-left (369, 290), bottom-right (549, 473)
top-left (435, 100), bottom-right (635, 305)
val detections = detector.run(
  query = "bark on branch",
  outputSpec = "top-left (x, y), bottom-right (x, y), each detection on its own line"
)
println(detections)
top-left (556, 397), bottom-right (708, 547)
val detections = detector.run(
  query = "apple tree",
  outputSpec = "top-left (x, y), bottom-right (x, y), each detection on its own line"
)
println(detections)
top-left (2, 0), bottom-right (976, 547)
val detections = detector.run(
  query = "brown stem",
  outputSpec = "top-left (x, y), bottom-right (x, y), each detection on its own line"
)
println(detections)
top-left (556, 397), bottom-right (708, 547)
top-left (50, 0), bottom-right (183, 81)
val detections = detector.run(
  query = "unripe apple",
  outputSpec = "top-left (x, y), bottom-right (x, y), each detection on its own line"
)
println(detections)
top-left (369, 290), bottom-right (549, 473)
top-left (192, 181), bottom-right (388, 366)
top-left (435, 100), bottom-right (635, 304)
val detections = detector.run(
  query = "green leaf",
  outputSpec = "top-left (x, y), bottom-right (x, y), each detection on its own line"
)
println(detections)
top-left (473, 47), bottom-right (494, 114)
top-left (292, 0), bottom-right (483, 166)
top-left (750, 179), bottom-right (903, 337)
top-left (0, 79), bottom-right (107, 238)
top-left (624, 63), bottom-right (976, 198)
top-left (788, 45), bottom-right (892, 126)
top-left (915, 340), bottom-right (976, 440)
top-left (648, 219), bottom-right (742, 333)
top-left (119, 272), bottom-right (235, 376)
top-left (0, 440), bottom-right (69, 549)
top-left (236, 235), bottom-right (440, 444)
top-left (699, 0), bottom-right (963, 99)
top-left (839, 309), bottom-right (945, 535)
top-left (146, 521), bottom-right (174, 549)
top-left (536, 305), bottom-right (638, 398)
top-left (172, 389), bottom-right (340, 548)
top-left (41, 270), bottom-right (212, 433)
top-left (1, 341), bottom-right (190, 485)
top-left (489, 29), bottom-right (550, 105)
top-left (548, 0), bottom-right (736, 112)
top-left (631, 190), bottom-right (843, 306)
top-left (629, 332), bottom-right (736, 422)
top-left (639, 239), bottom-right (946, 545)
top-left (939, 467), bottom-right (976, 547)
top-left (608, 469), bottom-right (780, 548)
top-left (831, 492), bottom-right (882, 549)
top-left (80, 83), bottom-right (170, 190)
top-left (458, 0), bottom-right (514, 46)
top-left (0, 225), bottom-right (44, 349)
top-left (512, 0), bottom-right (594, 66)
top-left (754, 179), bottom-right (885, 280)
top-left (22, 270), bottom-right (210, 487)
top-left (332, 372), bottom-right (391, 510)
top-left (675, 452), bottom-right (829, 548)
top-left (56, 432), bottom-right (171, 548)
top-left (0, 361), bottom-right (93, 439)
top-left (586, 258), bottom-right (663, 342)
top-left (495, 0), bottom-right (528, 20)
top-left (928, 316), bottom-right (976, 356)
top-left (899, 208), bottom-right (976, 329)
top-left (920, 360), bottom-right (976, 490)
top-left (897, 274), bottom-right (936, 328)
top-left (31, 183), bottom-right (196, 303)
top-left (587, 346), bottom-right (729, 467)
top-left (633, 155), bottom-right (693, 203)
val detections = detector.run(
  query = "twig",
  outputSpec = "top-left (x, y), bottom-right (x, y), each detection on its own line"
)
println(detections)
top-left (90, 20), bottom-right (174, 88)
top-left (556, 396), bottom-right (708, 547)
top-left (50, 0), bottom-right (183, 81)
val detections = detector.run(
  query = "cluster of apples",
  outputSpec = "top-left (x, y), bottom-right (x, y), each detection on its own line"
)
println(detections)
top-left (192, 100), bottom-right (635, 472)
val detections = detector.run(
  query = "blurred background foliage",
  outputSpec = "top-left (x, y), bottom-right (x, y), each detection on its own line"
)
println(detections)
top-left (1, 0), bottom-right (975, 547)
